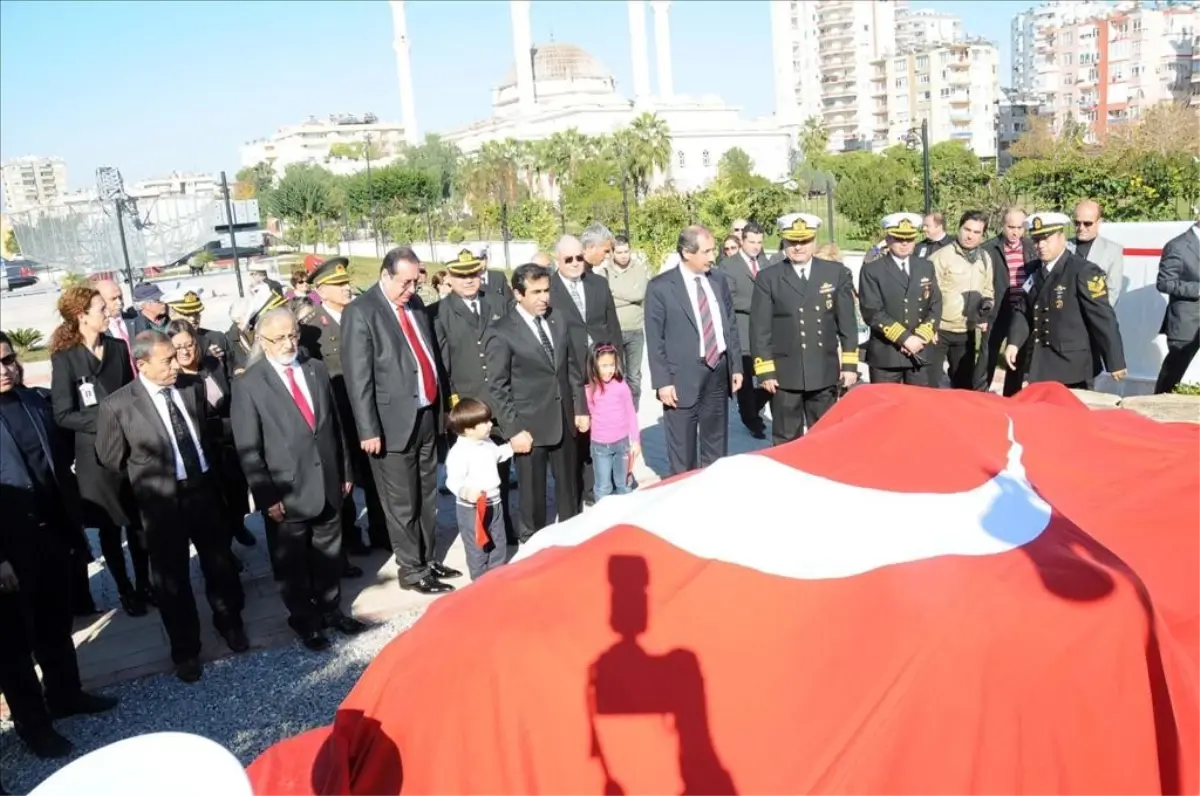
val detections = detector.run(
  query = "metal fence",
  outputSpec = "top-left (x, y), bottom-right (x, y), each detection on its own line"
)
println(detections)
top-left (8, 194), bottom-right (220, 277)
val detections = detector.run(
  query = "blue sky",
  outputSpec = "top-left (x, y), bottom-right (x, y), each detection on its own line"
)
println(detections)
top-left (0, 0), bottom-right (1037, 189)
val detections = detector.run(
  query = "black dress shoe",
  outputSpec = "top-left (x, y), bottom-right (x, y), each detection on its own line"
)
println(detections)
top-left (47, 690), bottom-right (118, 719)
top-left (176, 659), bottom-right (203, 683)
top-left (400, 575), bottom-right (454, 594)
top-left (342, 563), bottom-right (364, 579)
top-left (749, 426), bottom-right (767, 440)
top-left (221, 626), bottom-right (250, 653)
top-left (324, 613), bottom-right (369, 636)
top-left (233, 525), bottom-right (258, 547)
top-left (16, 725), bottom-right (73, 759)
top-left (430, 562), bottom-right (462, 580)
top-left (299, 628), bottom-right (331, 652)
top-left (119, 592), bottom-right (147, 617)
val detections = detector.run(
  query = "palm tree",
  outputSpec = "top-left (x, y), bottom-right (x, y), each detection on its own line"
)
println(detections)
top-left (621, 112), bottom-right (672, 199)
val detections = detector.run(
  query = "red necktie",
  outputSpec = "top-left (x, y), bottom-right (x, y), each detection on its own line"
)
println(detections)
top-left (397, 305), bottom-right (437, 401)
top-left (284, 366), bottom-right (316, 430)
top-left (747, 254), bottom-right (758, 277)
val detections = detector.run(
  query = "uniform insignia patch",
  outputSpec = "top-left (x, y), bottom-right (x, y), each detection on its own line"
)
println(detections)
top-left (819, 282), bottom-right (834, 293)
top-left (1087, 275), bottom-right (1107, 299)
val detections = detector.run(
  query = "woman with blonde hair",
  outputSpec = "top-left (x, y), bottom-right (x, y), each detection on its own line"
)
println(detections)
top-left (49, 286), bottom-right (152, 616)
top-left (815, 243), bottom-right (842, 262)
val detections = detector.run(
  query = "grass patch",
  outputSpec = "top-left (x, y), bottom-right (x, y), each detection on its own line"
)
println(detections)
top-left (18, 346), bottom-right (51, 363)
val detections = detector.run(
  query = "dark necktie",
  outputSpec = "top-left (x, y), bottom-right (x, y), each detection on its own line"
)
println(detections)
top-left (533, 316), bottom-right (555, 363)
top-left (161, 388), bottom-right (203, 480)
top-left (695, 276), bottom-right (720, 369)
top-left (796, 264), bottom-right (808, 292)
top-left (468, 298), bottom-right (480, 319)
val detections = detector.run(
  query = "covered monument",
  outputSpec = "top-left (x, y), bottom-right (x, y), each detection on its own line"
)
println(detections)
top-left (248, 383), bottom-right (1199, 795)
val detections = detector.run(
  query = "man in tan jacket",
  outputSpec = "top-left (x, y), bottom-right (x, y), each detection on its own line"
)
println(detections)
top-left (928, 211), bottom-right (994, 389)
top-left (594, 234), bottom-right (649, 409)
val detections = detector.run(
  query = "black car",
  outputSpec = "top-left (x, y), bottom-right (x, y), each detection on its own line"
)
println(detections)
top-left (2, 259), bottom-right (39, 291)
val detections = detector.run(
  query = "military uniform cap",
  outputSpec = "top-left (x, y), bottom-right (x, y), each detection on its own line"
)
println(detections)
top-left (446, 247), bottom-right (485, 276)
top-left (882, 212), bottom-right (923, 241)
top-left (777, 212), bottom-right (822, 243)
top-left (311, 256), bottom-right (351, 287)
top-left (166, 289), bottom-right (204, 315)
top-left (1026, 211), bottom-right (1070, 237)
top-left (247, 290), bottom-right (287, 330)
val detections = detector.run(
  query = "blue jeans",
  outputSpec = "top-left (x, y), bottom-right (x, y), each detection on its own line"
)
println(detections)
top-left (591, 438), bottom-right (632, 501)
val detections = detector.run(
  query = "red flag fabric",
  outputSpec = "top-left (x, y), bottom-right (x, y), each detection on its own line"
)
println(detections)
top-left (248, 383), bottom-right (1199, 795)
top-left (474, 494), bottom-right (489, 549)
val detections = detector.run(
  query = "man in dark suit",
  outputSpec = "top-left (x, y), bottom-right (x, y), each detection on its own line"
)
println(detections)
top-left (1154, 218), bottom-right (1200, 394)
top-left (486, 263), bottom-right (590, 540)
top-left (1, 332), bottom-right (118, 760)
top-left (858, 213), bottom-right (942, 386)
top-left (342, 247), bottom-right (459, 595)
top-left (233, 309), bottom-right (367, 650)
top-left (475, 246), bottom-right (515, 305)
top-left (1003, 212), bottom-right (1127, 390)
top-left (551, 233), bottom-right (623, 506)
top-left (301, 257), bottom-right (389, 557)
top-left (96, 331), bottom-right (248, 682)
top-left (645, 225), bottom-right (744, 476)
top-left (750, 213), bottom-right (859, 445)
top-left (718, 219), bottom-right (771, 438)
top-left (980, 208), bottom-right (1036, 394)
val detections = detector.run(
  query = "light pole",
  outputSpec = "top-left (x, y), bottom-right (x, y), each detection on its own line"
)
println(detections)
top-left (904, 121), bottom-right (933, 216)
top-left (364, 133), bottom-right (380, 257)
top-left (620, 166), bottom-right (631, 240)
top-left (219, 171), bottom-right (246, 297)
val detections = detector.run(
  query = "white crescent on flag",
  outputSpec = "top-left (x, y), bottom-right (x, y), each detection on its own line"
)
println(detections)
top-left (516, 418), bottom-right (1052, 580)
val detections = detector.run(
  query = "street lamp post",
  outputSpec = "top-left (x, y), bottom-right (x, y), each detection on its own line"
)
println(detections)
top-left (364, 133), bottom-right (380, 258)
top-left (904, 121), bottom-right (933, 216)
top-left (620, 167), bottom-right (631, 240)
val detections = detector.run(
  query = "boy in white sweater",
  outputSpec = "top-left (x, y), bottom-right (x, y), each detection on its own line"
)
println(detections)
top-left (444, 398), bottom-right (514, 580)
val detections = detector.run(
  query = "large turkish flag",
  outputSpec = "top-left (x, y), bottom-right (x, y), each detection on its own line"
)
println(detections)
top-left (249, 383), bottom-right (1199, 795)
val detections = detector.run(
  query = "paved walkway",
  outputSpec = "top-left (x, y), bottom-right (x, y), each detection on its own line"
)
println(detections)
top-left (63, 358), bottom-right (771, 690)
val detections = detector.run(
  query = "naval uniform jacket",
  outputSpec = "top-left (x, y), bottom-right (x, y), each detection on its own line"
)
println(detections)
top-left (858, 254), bottom-right (942, 370)
top-left (1007, 251), bottom-right (1126, 385)
top-left (432, 291), bottom-right (508, 410)
top-left (749, 257), bottom-right (859, 392)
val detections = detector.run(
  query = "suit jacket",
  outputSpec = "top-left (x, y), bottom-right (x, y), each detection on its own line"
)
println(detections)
top-left (1068, 236), bottom-right (1125, 307)
top-left (0, 388), bottom-right (77, 557)
top-left (718, 251), bottom-right (769, 346)
top-left (749, 257), bottom-right (858, 391)
top-left (550, 271), bottom-right (625, 369)
top-left (95, 378), bottom-right (219, 529)
top-left (983, 235), bottom-right (1036, 322)
top-left (1008, 251), bottom-right (1126, 384)
top-left (483, 269), bottom-right (515, 306)
top-left (433, 291), bottom-right (508, 408)
top-left (484, 308), bottom-right (586, 447)
top-left (1156, 228), bottom-right (1200, 344)
top-left (644, 267), bottom-right (743, 408)
top-left (231, 356), bottom-right (351, 521)
top-left (858, 254), bottom-right (941, 370)
top-left (341, 284), bottom-right (443, 452)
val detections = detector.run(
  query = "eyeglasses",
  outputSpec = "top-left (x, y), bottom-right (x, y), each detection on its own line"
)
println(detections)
top-left (562, 255), bottom-right (585, 264)
top-left (261, 333), bottom-right (299, 344)
top-left (723, 246), bottom-right (739, 253)
top-left (733, 227), bottom-right (745, 233)
top-left (173, 342), bottom-right (196, 353)
top-left (1073, 220), bottom-right (1096, 227)
top-left (0, 353), bottom-right (17, 366)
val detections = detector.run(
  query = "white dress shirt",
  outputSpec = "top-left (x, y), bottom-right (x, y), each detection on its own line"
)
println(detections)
top-left (444, 436), bottom-right (515, 504)
top-left (267, 358), bottom-right (314, 415)
top-left (515, 304), bottom-right (553, 352)
top-left (791, 258), bottom-right (812, 282)
top-left (143, 376), bottom-right (209, 480)
top-left (324, 305), bottom-right (342, 325)
top-left (682, 271), bottom-right (727, 357)
top-left (380, 283), bottom-right (436, 408)
top-left (893, 256), bottom-right (909, 275)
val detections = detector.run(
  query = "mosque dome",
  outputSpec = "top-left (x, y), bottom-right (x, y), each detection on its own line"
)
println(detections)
top-left (493, 43), bottom-right (625, 118)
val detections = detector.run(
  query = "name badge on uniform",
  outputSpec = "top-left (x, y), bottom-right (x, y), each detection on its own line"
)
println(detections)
top-left (1021, 274), bottom-right (1035, 293)
top-left (920, 276), bottom-right (931, 300)
top-left (79, 380), bottom-right (97, 407)
top-left (1054, 284), bottom-right (1065, 309)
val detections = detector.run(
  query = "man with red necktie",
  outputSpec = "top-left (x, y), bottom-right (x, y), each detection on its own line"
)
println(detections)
top-left (231, 308), bottom-right (366, 651)
top-left (342, 247), bottom-right (460, 595)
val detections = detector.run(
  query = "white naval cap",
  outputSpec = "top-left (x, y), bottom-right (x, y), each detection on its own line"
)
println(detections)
top-left (777, 212), bottom-right (822, 242)
top-left (1025, 211), bottom-right (1071, 236)
top-left (881, 212), bottom-right (923, 240)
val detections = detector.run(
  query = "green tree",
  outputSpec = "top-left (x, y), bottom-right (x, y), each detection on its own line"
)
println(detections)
top-left (272, 164), bottom-right (335, 224)
top-left (611, 113), bottom-right (672, 199)
top-left (3, 228), bottom-right (19, 256)
top-left (797, 116), bottom-right (831, 165)
top-left (321, 224), bottom-right (343, 251)
top-left (403, 134), bottom-right (462, 202)
top-left (509, 199), bottom-right (560, 252)
top-left (715, 148), bottom-right (763, 193)
top-left (562, 160), bottom-right (623, 231)
top-left (383, 214), bottom-right (422, 245)
top-left (632, 192), bottom-right (689, 271)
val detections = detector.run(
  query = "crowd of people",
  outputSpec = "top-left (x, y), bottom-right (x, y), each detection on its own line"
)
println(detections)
top-left (2, 204), bottom-right (1196, 789)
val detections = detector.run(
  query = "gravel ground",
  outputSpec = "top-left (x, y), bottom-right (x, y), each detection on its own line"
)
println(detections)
top-left (0, 606), bottom-right (428, 795)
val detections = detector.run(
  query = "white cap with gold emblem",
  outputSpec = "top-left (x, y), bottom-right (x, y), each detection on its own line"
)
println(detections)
top-left (777, 212), bottom-right (822, 243)
top-left (881, 212), bottom-right (923, 241)
top-left (1025, 211), bottom-right (1070, 238)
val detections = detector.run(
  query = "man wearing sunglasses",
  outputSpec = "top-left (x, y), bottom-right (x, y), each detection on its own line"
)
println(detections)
top-left (1067, 200), bottom-right (1125, 309)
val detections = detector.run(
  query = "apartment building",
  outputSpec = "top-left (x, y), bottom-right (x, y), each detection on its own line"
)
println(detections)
top-left (1011, 2), bottom-right (1110, 95)
top-left (240, 113), bottom-right (408, 176)
top-left (896, 7), bottom-right (963, 49)
top-left (1, 156), bottom-right (68, 212)
top-left (998, 89), bottom-right (1046, 169)
top-left (130, 172), bottom-right (219, 199)
top-left (869, 39), bottom-right (1002, 158)
top-left (772, 0), bottom-right (899, 153)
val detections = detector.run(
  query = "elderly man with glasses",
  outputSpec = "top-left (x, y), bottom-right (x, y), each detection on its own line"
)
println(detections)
top-left (1067, 200), bottom-right (1126, 308)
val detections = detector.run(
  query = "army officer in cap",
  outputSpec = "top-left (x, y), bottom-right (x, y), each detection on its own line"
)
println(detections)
top-left (1003, 212), bottom-right (1126, 389)
top-left (750, 213), bottom-right (859, 445)
top-left (858, 212), bottom-right (942, 386)
top-left (432, 248), bottom-right (516, 542)
top-left (165, 289), bottom-right (228, 366)
top-left (300, 257), bottom-right (390, 555)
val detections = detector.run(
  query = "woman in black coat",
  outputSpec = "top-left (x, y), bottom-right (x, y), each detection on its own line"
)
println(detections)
top-left (49, 286), bottom-right (151, 617)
